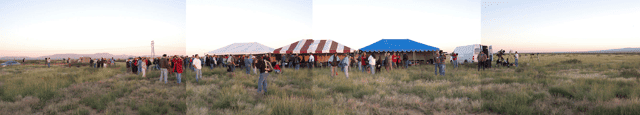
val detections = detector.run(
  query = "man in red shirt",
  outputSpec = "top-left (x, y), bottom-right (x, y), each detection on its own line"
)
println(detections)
top-left (392, 52), bottom-right (397, 68)
top-left (452, 52), bottom-right (458, 69)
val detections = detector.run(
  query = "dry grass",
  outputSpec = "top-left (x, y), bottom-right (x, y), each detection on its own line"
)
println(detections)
top-left (0, 62), bottom-right (185, 114)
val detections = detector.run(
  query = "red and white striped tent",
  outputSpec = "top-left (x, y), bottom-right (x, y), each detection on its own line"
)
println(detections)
top-left (273, 39), bottom-right (355, 54)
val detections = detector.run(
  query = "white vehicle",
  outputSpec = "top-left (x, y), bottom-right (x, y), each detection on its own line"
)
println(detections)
top-left (452, 44), bottom-right (492, 64)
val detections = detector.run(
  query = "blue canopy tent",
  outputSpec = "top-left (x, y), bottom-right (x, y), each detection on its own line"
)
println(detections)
top-left (359, 39), bottom-right (441, 64)
top-left (360, 39), bottom-right (439, 52)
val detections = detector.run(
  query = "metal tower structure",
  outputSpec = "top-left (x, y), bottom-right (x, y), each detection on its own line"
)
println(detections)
top-left (151, 40), bottom-right (155, 58)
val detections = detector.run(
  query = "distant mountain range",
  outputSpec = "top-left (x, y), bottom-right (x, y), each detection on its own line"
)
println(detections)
top-left (0, 53), bottom-right (158, 60)
top-left (493, 48), bottom-right (640, 54)
top-left (555, 48), bottom-right (640, 53)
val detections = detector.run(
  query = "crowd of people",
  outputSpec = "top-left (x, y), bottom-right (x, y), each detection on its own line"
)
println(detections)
top-left (31, 50), bottom-right (522, 96)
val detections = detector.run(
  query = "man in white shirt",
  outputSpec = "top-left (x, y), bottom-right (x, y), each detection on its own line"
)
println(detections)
top-left (192, 54), bottom-right (202, 82)
top-left (308, 54), bottom-right (315, 69)
top-left (369, 54), bottom-right (376, 75)
top-left (514, 51), bottom-right (519, 67)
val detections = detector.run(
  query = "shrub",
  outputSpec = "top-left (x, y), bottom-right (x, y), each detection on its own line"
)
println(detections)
top-left (620, 69), bottom-right (640, 78)
top-left (548, 87), bottom-right (573, 98)
top-left (561, 59), bottom-right (582, 64)
top-left (589, 104), bottom-right (640, 115)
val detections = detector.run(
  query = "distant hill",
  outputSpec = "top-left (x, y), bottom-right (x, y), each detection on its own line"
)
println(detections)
top-left (1, 53), bottom-right (143, 60)
top-left (583, 48), bottom-right (640, 53)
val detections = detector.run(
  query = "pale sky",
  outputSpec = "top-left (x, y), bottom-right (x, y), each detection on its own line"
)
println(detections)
top-left (482, 0), bottom-right (640, 53)
top-left (0, 0), bottom-right (186, 57)
top-left (186, 0), bottom-right (312, 55)
top-left (313, 0), bottom-right (480, 53)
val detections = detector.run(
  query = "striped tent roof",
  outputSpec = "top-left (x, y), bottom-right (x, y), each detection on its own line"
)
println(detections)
top-left (273, 39), bottom-right (354, 54)
top-left (207, 42), bottom-right (274, 55)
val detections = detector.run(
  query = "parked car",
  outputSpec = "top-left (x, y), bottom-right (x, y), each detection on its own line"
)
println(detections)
top-left (1, 61), bottom-right (21, 67)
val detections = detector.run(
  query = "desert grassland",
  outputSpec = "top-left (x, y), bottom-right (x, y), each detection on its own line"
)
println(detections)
top-left (482, 54), bottom-right (640, 115)
top-left (0, 62), bottom-right (186, 115)
top-left (186, 61), bottom-right (486, 114)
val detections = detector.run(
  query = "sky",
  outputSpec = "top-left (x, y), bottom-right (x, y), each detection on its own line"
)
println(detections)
top-left (482, 0), bottom-right (640, 53)
top-left (186, 0), bottom-right (312, 55)
top-left (0, 0), bottom-right (186, 57)
top-left (313, 0), bottom-right (480, 53)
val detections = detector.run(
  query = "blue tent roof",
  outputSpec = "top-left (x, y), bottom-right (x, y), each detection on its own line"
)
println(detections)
top-left (359, 39), bottom-right (440, 52)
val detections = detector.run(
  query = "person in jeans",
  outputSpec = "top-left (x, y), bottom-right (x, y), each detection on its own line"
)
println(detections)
top-left (343, 54), bottom-right (350, 78)
top-left (159, 54), bottom-right (169, 84)
top-left (193, 54), bottom-right (202, 82)
top-left (294, 54), bottom-right (300, 70)
top-left (47, 58), bottom-right (51, 68)
top-left (245, 55), bottom-right (252, 75)
top-left (361, 52), bottom-right (367, 73)
top-left (369, 54), bottom-right (376, 75)
top-left (514, 51), bottom-right (519, 67)
top-left (256, 55), bottom-right (272, 95)
top-left (172, 55), bottom-right (183, 84)
top-left (137, 57), bottom-right (142, 73)
top-left (452, 52), bottom-right (458, 69)
top-left (438, 51), bottom-right (447, 76)
top-left (434, 52), bottom-right (441, 75)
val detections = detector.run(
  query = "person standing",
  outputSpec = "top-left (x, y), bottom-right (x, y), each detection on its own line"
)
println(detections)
top-left (343, 54), bottom-right (350, 78)
top-left (133, 58), bottom-right (138, 74)
top-left (227, 55), bottom-right (235, 77)
top-left (384, 53), bottom-right (390, 72)
top-left (452, 52), bottom-right (458, 69)
top-left (515, 51), bottom-right (519, 67)
top-left (362, 52), bottom-right (368, 73)
top-left (141, 58), bottom-right (147, 77)
top-left (403, 53), bottom-right (409, 69)
top-left (173, 56), bottom-right (183, 84)
top-left (438, 51), bottom-right (446, 76)
top-left (136, 57), bottom-right (142, 73)
top-left (478, 52), bottom-right (486, 71)
top-left (23, 58), bottom-right (25, 63)
top-left (369, 54), bottom-right (376, 75)
top-left (159, 54), bottom-right (170, 83)
top-left (46, 58), bottom-right (51, 68)
top-left (330, 53), bottom-right (339, 77)
top-left (256, 55), bottom-right (272, 95)
top-left (356, 53), bottom-right (362, 71)
top-left (434, 52), bottom-right (441, 75)
top-left (111, 57), bottom-right (115, 66)
top-left (193, 54), bottom-right (202, 82)
top-left (294, 54), bottom-right (301, 70)
top-left (89, 58), bottom-right (94, 68)
top-left (245, 55), bottom-right (252, 75)
top-left (309, 54), bottom-right (315, 69)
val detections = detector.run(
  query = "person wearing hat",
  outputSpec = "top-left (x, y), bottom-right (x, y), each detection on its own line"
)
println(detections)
top-left (159, 54), bottom-right (170, 83)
